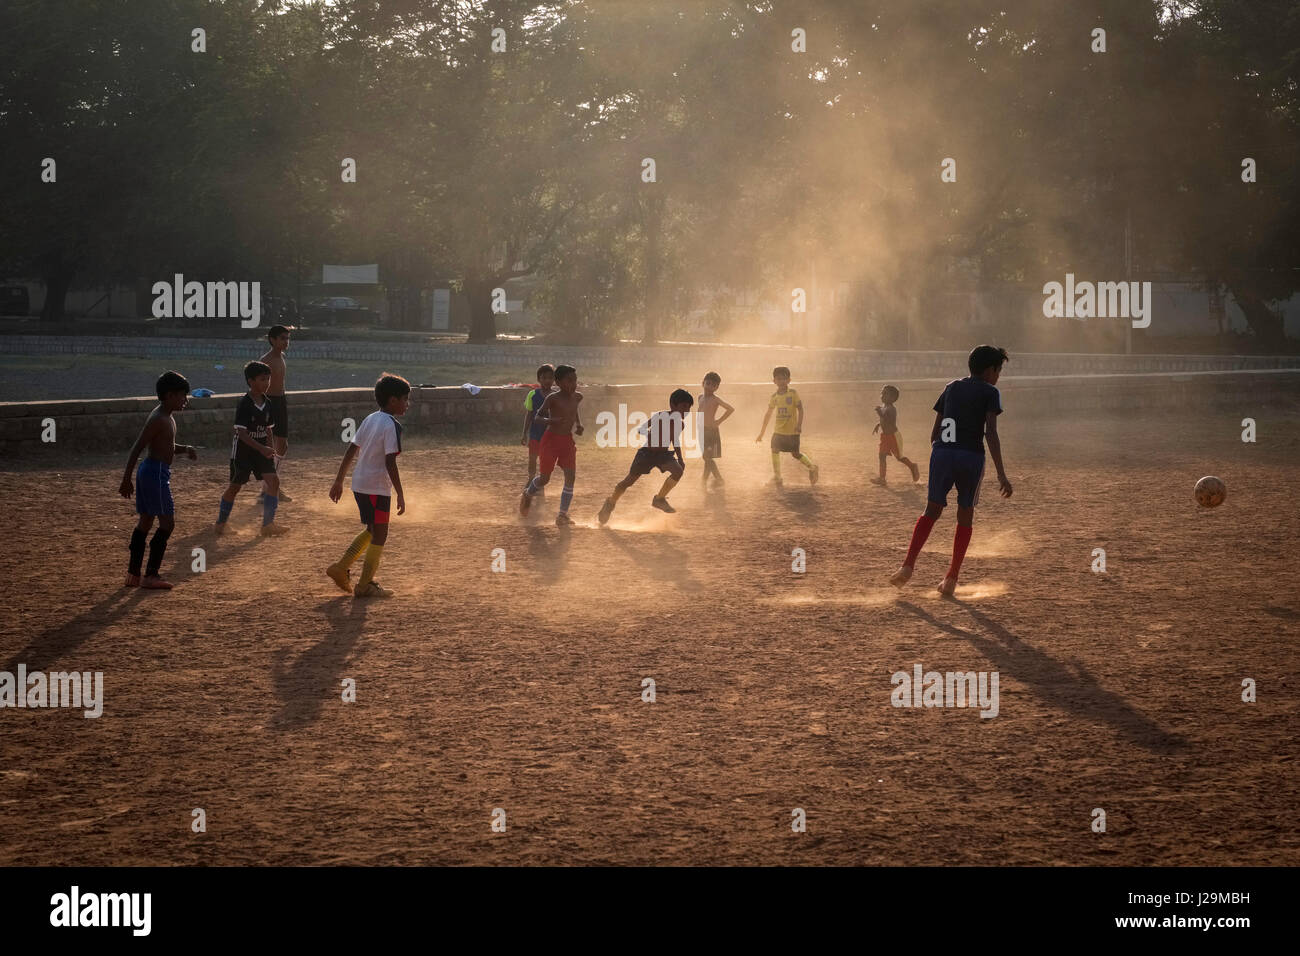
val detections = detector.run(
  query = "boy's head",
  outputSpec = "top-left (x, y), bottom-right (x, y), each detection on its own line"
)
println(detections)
top-left (668, 388), bottom-right (695, 414)
top-left (536, 364), bottom-right (556, 388)
top-left (375, 372), bottom-right (412, 414)
top-left (156, 370), bottom-right (190, 410)
top-left (268, 325), bottom-right (292, 350)
top-left (554, 364), bottom-right (578, 393)
top-left (772, 366), bottom-right (791, 387)
top-left (968, 345), bottom-right (1009, 384)
top-left (244, 360), bottom-right (272, 393)
top-left (881, 385), bottom-right (900, 404)
top-left (702, 371), bottom-right (721, 394)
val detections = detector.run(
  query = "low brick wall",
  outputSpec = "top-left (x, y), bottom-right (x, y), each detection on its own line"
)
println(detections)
top-left (2, 370), bottom-right (1296, 459)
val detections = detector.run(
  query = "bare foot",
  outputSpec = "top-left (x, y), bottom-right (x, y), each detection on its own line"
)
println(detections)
top-left (909, 461), bottom-right (920, 482)
top-left (141, 575), bottom-right (173, 590)
top-left (889, 565), bottom-right (913, 588)
top-left (870, 477), bottom-right (886, 486)
top-left (938, 576), bottom-right (958, 597)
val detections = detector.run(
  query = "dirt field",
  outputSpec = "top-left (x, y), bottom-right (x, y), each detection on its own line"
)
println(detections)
top-left (1, 402), bottom-right (1297, 866)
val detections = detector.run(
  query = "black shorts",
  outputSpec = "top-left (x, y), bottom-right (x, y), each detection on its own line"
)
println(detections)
top-left (230, 455), bottom-right (275, 484)
top-left (268, 394), bottom-right (289, 439)
top-left (354, 491), bottom-right (392, 525)
top-left (630, 446), bottom-right (679, 476)
top-left (771, 433), bottom-right (801, 455)
top-left (702, 426), bottom-right (721, 460)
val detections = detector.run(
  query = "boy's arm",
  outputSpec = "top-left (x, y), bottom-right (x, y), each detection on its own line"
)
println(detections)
top-left (234, 427), bottom-right (274, 457)
top-left (120, 418), bottom-right (158, 495)
top-left (521, 407), bottom-right (535, 445)
top-left (715, 399), bottom-right (735, 425)
top-left (985, 411), bottom-right (1012, 497)
top-left (574, 393), bottom-right (584, 435)
top-left (328, 444), bottom-right (360, 502)
top-left (386, 453), bottom-right (406, 513)
top-left (930, 410), bottom-right (944, 443)
top-left (796, 402), bottom-right (804, 433)
top-left (755, 407), bottom-right (773, 441)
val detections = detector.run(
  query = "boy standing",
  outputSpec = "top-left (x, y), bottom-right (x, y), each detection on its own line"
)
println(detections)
top-left (597, 389), bottom-right (695, 524)
top-left (755, 366), bottom-right (819, 488)
top-left (872, 385), bottom-right (920, 484)
top-left (521, 363), bottom-right (556, 491)
top-left (118, 371), bottom-right (196, 590)
top-left (890, 346), bottom-right (1013, 596)
top-left (519, 364), bottom-right (583, 527)
top-left (697, 371), bottom-right (734, 487)
top-left (260, 325), bottom-right (293, 502)
top-left (215, 361), bottom-right (287, 536)
top-left (327, 373), bottom-right (411, 598)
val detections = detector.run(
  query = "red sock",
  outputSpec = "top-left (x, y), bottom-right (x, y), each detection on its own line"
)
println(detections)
top-left (903, 514), bottom-right (936, 567)
top-left (947, 524), bottom-right (973, 580)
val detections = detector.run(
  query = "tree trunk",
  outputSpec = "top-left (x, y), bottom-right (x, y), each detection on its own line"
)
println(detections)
top-left (1227, 284), bottom-right (1284, 348)
top-left (465, 278), bottom-right (498, 343)
top-left (40, 252), bottom-right (75, 322)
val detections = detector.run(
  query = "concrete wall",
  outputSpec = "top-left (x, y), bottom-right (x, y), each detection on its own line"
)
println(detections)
top-left (3, 371), bottom-right (1297, 459)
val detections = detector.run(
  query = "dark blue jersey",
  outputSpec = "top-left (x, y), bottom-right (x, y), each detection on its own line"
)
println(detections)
top-left (933, 377), bottom-right (1002, 454)
top-left (231, 393), bottom-right (274, 462)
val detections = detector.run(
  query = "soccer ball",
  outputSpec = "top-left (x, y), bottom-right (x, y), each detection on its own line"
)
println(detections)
top-left (1194, 476), bottom-right (1226, 508)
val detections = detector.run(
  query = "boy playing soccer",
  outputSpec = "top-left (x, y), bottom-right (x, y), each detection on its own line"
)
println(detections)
top-left (697, 371), bottom-right (734, 487)
top-left (118, 371), bottom-right (196, 590)
top-left (755, 366), bottom-right (819, 488)
top-left (597, 389), bottom-right (694, 524)
top-left (327, 373), bottom-right (411, 598)
top-left (520, 363), bottom-right (556, 492)
top-left (872, 385), bottom-right (920, 484)
top-left (890, 345), bottom-right (1013, 596)
top-left (259, 325), bottom-right (293, 502)
top-left (215, 360), bottom-right (287, 536)
top-left (519, 364), bottom-right (583, 527)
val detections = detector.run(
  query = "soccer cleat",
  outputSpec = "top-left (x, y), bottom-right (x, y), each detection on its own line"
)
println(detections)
top-left (768, 477), bottom-right (784, 490)
top-left (278, 490), bottom-right (293, 503)
top-left (354, 580), bottom-right (393, 598)
top-left (141, 575), bottom-right (173, 590)
top-left (938, 576), bottom-right (958, 597)
top-left (519, 490), bottom-right (532, 516)
top-left (260, 523), bottom-right (289, 536)
top-left (597, 497), bottom-right (615, 525)
top-left (651, 496), bottom-right (676, 514)
top-left (326, 563), bottom-right (352, 593)
top-left (889, 565), bottom-right (914, 588)
top-left (909, 461), bottom-right (920, 483)
top-left (870, 477), bottom-right (886, 486)
top-left (555, 512), bottom-right (574, 528)
top-left (810, 464), bottom-right (820, 486)
top-left (124, 573), bottom-right (141, 588)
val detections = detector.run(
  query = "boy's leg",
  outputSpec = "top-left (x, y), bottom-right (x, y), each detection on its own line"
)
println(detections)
top-left (891, 501), bottom-right (943, 586)
top-left (795, 450), bottom-right (819, 484)
top-left (142, 515), bottom-right (175, 588)
top-left (127, 514), bottom-right (153, 584)
top-left (898, 454), bottom-right (920, 482)
top-left (874, 452), bottom-right (888, 484)
top-left (328, 524), bottom-right (372, 593)
top-left (770, 451), bottom-right (782, 482)
top-left (599, 471), bottom-right (637, 524)
top-left (355, 516), bottom-right (390, 596)
top-left (652, 462), bottom-right (683, 512)
top-left (216, 480), bottom-right (240, 532)
top-left (939, 507), bottom-right (974, 596)
top-left (557, 466), bottom-right (576, 521)
top-left (260, 472), bottom-right (286, 534)
top-left (527, 450), bottom-right (538, 484)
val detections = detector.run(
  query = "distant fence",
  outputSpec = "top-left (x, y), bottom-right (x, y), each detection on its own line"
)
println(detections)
top-left (4, 334), bottom-right (1300, 381)
top-left (3, 370), bottom-right (1297, 459)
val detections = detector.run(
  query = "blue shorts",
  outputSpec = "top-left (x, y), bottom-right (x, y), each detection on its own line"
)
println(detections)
top-left (136, 458), bottom-right (174, 516)
top-left (927, 446), bottom-right (985, 509)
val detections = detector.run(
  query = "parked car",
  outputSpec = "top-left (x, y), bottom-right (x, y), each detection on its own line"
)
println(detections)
top-left (301, 295), bottom-right (379, 325)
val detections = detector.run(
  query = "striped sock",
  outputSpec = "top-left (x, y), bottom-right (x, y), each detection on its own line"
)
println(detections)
top-left (798, 453), bottom-right (815, 470)
top-left (357, 544), bottom-right (384, 589)
top-left (341, 529), bottom-right (372, 567)
top-left (560, 483), bottom-right (574, 515)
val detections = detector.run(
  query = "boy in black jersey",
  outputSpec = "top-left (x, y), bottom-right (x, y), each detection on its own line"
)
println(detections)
top-left (215, 361), bottom-right (288, 536)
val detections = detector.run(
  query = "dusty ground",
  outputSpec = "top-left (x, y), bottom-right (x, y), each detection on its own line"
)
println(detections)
top-left (0, 402), bottom-right (1297, 865)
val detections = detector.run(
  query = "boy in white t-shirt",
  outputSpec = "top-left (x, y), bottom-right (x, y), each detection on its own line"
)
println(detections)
top-left (326, 373), bottom-right (411, 598)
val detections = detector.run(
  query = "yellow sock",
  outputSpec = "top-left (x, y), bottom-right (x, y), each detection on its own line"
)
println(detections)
top-left (610, 485), bottom-right (627, 503)
top-left (341, 529), bottom-right (371, 566)
top-left (657, 475), bottom-right (679, 499)
top-left (356, 544), bottom-right (384, 588)
top-left (798, 453), bottom-right (815, 470)
top-left (771, 452), bottom-right (781, 478)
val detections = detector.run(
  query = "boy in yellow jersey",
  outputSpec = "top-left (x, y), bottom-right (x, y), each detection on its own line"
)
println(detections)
top-left (755, 366), bottom-right (818, 489)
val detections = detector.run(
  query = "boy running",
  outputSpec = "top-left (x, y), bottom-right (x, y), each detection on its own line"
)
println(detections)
top-left (327, 373), bottom-right (411, 598)
top-left (597, 389), bottom-right (694, 524)
top-left (259, 325), bottom-right (293, 502)
top-left (118, 371), bottom-right (196, 590)
top-left (520, 363), bottom-right (556, 491)
top-left (215, 361), bottom-right (287, 536)
top-left (755, 365), bottom-right (819, 488)
top-left (872, 385), bottom-right (920, 484)
top-left (890, 345), bottom-right (1013, 596)
top-left (519, 364), bottom-right (583, 527)
top-left (697, 371), bottom-right (734, 487)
